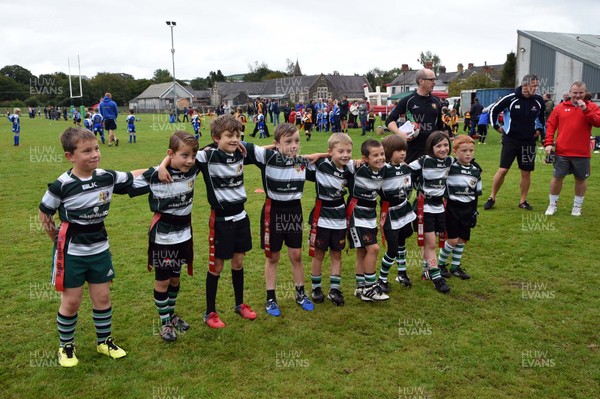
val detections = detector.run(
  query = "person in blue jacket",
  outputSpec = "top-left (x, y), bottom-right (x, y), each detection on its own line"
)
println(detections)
top-left (99, 93), bottom-right (120, 146)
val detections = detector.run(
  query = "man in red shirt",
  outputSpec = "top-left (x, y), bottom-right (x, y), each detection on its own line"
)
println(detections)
top-left (544, 81), bottom-right (600, 216)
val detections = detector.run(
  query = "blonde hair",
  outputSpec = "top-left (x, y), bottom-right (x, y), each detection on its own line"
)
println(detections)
top-left (327, 133), bottom-right (353, 150)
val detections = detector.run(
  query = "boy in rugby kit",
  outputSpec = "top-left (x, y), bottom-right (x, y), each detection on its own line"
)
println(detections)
top-left (161, 114), bottom-right (257, 328)
top-left (38, 127), bottom-right (144, 367)
top-left (8, 108), bottom-right (21, 146)
top-left (437, 135), bottom-right (482, 280)
top-left (191, 109), bottom-right (202, 140)
top-left (347, 139), bottom-right (389, 302)
top-left (91, 107), bottom-right (105, 144)
top-left (245, 123), bottom-right (321, 316)
top-left (129, 132), bottom-right (200, 341)
top-left (376, 135), bottom-right (416, 291)
top-left (307, 133), bottom-right (354, 306)
top-left (126, 110), bottom-right (136, 143)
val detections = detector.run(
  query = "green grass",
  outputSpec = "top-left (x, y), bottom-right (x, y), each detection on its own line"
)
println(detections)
top-left (1, 115), bottom-right (599, 399)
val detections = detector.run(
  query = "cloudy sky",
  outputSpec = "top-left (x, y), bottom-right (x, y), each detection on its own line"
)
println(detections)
top-left (2, 0), bottom-right (598, 80)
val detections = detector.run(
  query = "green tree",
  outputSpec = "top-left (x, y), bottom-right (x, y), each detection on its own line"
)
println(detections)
top-left (0, 75), bottom-right (28, 101)
top-left (152, 69), bottom-right (173, 84)
top-left (0, 65), bottom-right (34, 86)
top-left (417, 51), bottom-right (442, 74)
top-left (448, 73), bottom-right (499, 97)
top-left (190, 77), bottom-right (208, 90)
top-left (500, 51), bottom-right (516, 88)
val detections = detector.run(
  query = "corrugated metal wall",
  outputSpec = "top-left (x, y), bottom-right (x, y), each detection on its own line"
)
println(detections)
top-left (530, 41), bottom-right (556, 88)
top-left (582, 64), bottom-right (600, 93)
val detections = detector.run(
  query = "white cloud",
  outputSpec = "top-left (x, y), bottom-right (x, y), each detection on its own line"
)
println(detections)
top-left (1, 0), bottom-right (598, 80)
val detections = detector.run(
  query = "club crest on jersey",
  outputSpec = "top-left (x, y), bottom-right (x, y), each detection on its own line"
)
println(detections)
top-left (236, 164), bottom-right (243, 175)
top-left (188, 180), bottom-right (194, 189)
top-left (294, 163), bottom-right (305, 173)
top-left (431, 104), bottom-right (438, 110)
top-left (98, 190), bottom-right (110, 204)
top-left (404, 177), bottom-right (410, 185)
top-left (469, 178), bottom-right (478, 188)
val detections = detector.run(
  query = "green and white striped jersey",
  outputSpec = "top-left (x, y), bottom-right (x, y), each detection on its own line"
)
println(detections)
top-left (246, 143), bottom-right (307, 201)
top-left (128, 164), bottom-right (200, 245)
top-left (408, 155), bottom-right (452, 214)
top-left (196, 146), bottom-right (256, 218)
top-left (380, 163), bottom-right (416, 229)
top-left (39, 168), bottom-right (133, 256)
top-left (347, 164), bottom-right (383, 229)
top-left (306, 158), bottom-right (355, 229)
top-left (446, 160), bottom-right (482, 203)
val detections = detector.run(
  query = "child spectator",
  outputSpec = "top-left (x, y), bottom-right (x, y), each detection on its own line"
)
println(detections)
top-left (38, 127), bottom-right (143, 367)
top-left (126, 110), bottom-right (136, 143)
top-left (367, 110), bottom-right (376, 132)
top-left (191, 109), bottom-right (202, 140)
top-left (409, 131), bottom-right (453, 294)
top-left (347, 139), bottom-right (389, 301)
top-left (303, 108), bottom-right (313, 141)
top-left (462, 111), bottom-right (471, 133)
top-left (8, 108), bottom-right (21, 146)
top-left (442, 107), bottom-right (452, 137)
top-left (450, 109), bottom-right (460, 137)
top-left (91, 108), bottom-right (105, 144)
top-left (437, 135), bottom-right (482, 280)
top-left (377, 135), bottom-right (416, 291)
top-left (84, 112), bottom-right (93, 132)
top-left (72, 109), bottom-right (82, 126)
top-left (246, 123), bottom-right (321, 316)
top-left (235, 107), bottom-right (246, 141)
top-left (160, 115), bottom-right (257, 328)
top-left (477, 109), bottom-right (490, 144)
top-left (129, 132), bottom-right (199, 341)
top-left (306, 133), bottom-right (355, 306)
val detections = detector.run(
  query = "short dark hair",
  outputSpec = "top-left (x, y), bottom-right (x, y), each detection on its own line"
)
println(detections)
top-left (382, 134), bottom-right (407, 162)
top-left (60, 127), bottom-right (96, 153)
top-left (210, 114), bottom-right (242, 139)
top-left (424, 131), bottom-right (451, 157)
top-left (274, 123), bottom-right (298, 142)
top-left (360, 139), bottom-right (382, 157)
top-left (521, 74), bottom-right (539, 85)
top-left (169, 131), bottom-right (199, 153)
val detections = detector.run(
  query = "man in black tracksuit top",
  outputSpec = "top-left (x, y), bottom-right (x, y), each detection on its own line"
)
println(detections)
top-left (485, 74), bottom-right (544, 211)
top-left (386, 69), bottom-right (444, 163)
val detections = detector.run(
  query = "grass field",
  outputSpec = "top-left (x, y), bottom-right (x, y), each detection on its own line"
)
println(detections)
top-left (1, 114), bottom-right (599, 399)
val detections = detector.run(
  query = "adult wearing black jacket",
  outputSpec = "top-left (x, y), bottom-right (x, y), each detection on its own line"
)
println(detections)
top-left (469, 97), bottom-right (483, 137)
top-left (385, 69), bottom-right (443, 163)
top-left (485, 74), bottom-right (544, 210)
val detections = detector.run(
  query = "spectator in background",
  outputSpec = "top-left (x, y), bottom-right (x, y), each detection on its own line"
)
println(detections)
top-left (469, 97), bottom-right (483, 138)
top-left (271, 100), bottom-right (280, 126)
top-left (543, 81), bottom-right (600, 217)
top-left (339, 95), bottom-right (349, 133)
top-left (99, 93), bottom-right (120, 146)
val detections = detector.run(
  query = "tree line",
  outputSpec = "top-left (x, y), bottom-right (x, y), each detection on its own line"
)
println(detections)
top-left (0, 52), bottom-right (515, 107)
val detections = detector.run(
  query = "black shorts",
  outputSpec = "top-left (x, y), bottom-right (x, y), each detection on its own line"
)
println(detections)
top-left (445, 203), bottom-right (473, 241)
top-left (314, 227), bottom-right (346, 252)
top-left (340, 114), bottom-right (348, 121)
top-left (213, 216), bottom-right (252, 259)
top-left (260, 202), bottom-right (303, 252)
top-left (424, 212), bottom-right (445, 233)
top-left (149, 240), bottom-right (192, 281)
top-left (348, 226), bottom-right (378, 249)
top-left (104, 119), bottom-right (117, 131)
top-left (500, 137), bottom-right (536, 171)
top-left (304, 122), bottom-right (313, 131)
top-left (383, 223), bottom-right (413, 256)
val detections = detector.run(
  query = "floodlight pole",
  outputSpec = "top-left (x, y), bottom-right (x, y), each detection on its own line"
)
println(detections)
top-left (166, 21), bottom-right (177, 116)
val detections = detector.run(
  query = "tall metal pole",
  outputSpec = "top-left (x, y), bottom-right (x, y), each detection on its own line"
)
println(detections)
top-left (166, 21), bottom-right (177, 117)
